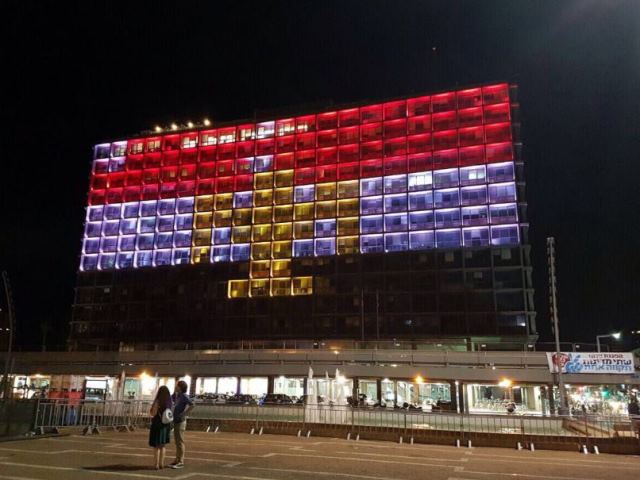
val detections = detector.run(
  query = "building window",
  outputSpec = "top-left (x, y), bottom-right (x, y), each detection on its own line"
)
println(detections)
top-left (487, 162), bottom-right (515, 183)
top-left (409, 211), bottom-right (434, 230)
top-left (360, 215), bottom-right (383, 234)
top-left (154, 249), bottom-right (172, 266)
top-left (463, 227), bottom-right (490, 247)
top-left (228, 280), bottom-right (249, 298)
top-left (315, 219), bottom-right (336, 237)
top-left (408, 171), bottom-right (432, 191)
top-left (360, 196), bottom-right (383, 215)
top-left (488, 182), bottom-right (516, 203)
top-left (435, 208), bottom-right (461, 228)
top-left (489, 203), bottom-right (518, 224)
top-left (433, 168), bottom-right (459, 188)
top-left (460, 165), bottom-right (486, 185)
top-left (293, 239), bottom-right (314, 257)
top-left (434, 188), bottom-right (460, 208)
top-left (461, 206), bottom-right (488, 226)
top-left (384, 233), bottom-right (408, 252)
top-left (231, 244), bottom-right (250, 261)
top-left (409, 231), bottom-right (435, 250)
top-left (491, 225), bottom-right (519, 246)
top-left (460, 186), bottom-right (487, 206)
top-left (360, 234), bottom-right (384, 253)
top-left (315, 238), bottom-right (335, 256)
top-left (408, 191), bottom-right (433, 211)
top-left (436, 229), bottom-right (461, 248)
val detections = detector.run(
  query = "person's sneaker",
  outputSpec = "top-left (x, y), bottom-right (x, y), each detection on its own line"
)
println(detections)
top-left (168, 461), bottom-right (179, 467)
top-left (171, 463), bottom-right (185, 469)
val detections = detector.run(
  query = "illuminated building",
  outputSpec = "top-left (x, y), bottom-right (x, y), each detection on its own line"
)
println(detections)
top-left (71, 82), bottom-right (535, 350)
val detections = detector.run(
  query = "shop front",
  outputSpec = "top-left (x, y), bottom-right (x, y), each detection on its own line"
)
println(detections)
top-left (466, 382), bottom-right (545, 415)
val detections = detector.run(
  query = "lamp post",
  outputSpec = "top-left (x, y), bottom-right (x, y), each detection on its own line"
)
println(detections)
top-left (596, 332), bottom-right (621, 353)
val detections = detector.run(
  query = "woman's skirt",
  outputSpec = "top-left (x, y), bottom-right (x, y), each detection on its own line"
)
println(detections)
top-left (148, 416), bottom-right (171, 447)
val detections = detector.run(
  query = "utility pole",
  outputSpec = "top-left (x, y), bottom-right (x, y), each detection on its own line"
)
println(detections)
top-left (547, 238), bottom-right (568, 415)
top-left (375, 289), bottom-right (380, 342)
top-left (1, 271), bottom-right (15, 399)
top-left (360, 288), bottom-right (365, 342)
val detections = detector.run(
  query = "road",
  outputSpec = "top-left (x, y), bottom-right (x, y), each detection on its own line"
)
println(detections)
top-left (0, 430), bottom-right (638, 480)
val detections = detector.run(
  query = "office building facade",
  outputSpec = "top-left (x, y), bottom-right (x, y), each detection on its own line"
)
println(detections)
top-left (71, 82), bottom-right (535, 350)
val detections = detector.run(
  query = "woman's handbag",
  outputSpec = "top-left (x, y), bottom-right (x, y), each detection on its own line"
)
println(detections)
top-left (161, 407), bottom-right (174, 424)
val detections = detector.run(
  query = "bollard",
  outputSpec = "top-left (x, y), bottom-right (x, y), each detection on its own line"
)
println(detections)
top-left (250, 428), bottom-right (255, 435)
top-left (306, 430), bottom-right (311, 438)
top-left (529, 443), bottom-right (535, 452)
top-left (356, 434), bottom-right (360, 441)
top-left (259, 427), bottom-right (263, 435)
top-left (593, 446), bottom-right (599, 455)
top-left (410, 437), bottom-right (414, 445)
top-left (399, 436), bottom-right (403, 444)
top-left (581, 445), bottom-right (588, 454)
top-left (347, 433), bottom-right (351, 440)
top-left (467, 440), bottom-right (472, 448)
top-left (206, 426), bottom-right (211, 432)
top-left (297, 430), bottom-right (301, 437)
top-left (214, 426), bottom-right (219, 433)
top-left (455, 439), bottom-right (461, 448)
top-left (517, 442), bottom-right (523, 450)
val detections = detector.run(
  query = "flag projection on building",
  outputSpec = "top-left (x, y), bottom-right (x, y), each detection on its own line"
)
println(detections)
top-left (81, 83), bottom-right (522, 297)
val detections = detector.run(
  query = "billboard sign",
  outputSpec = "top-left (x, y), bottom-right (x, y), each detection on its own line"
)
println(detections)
top-left (546, 352), bottom-right (635, 375)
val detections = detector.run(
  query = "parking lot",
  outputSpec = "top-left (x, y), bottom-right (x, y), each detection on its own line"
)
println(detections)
top-left (0, 430), bottom-right (639, 480)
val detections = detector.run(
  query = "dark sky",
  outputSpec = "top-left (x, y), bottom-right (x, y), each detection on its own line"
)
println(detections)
top-left (2, 1), bottom-right (639, 349)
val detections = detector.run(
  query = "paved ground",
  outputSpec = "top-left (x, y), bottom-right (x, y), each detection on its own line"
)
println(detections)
top-left (0, 430), bottom-right (638, 480)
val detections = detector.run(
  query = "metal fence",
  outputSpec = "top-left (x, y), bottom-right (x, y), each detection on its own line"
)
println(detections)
top-left (31, 399), bottom-right (639, 442)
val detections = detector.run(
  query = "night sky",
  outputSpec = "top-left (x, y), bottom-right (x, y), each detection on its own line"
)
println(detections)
top-left (2, 1), bottom-right (639, 350)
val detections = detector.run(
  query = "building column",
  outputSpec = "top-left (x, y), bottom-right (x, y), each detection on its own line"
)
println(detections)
top-left (303, 377), bottom-right (308, 396)
top-left (448, 380), bottom-right (458, 412)
top-left (267, 376), bottom-right (275, 395)
top-left (376, 379), bottom-right (382, 405)
top-left (189, 376), bottom-right (197, 397)
top-left (547, 384), bottom-right (556, 415)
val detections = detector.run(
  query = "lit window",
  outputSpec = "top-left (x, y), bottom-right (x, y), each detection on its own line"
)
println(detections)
top-left (435, 208), bottom-right (461, 228)
top-left (315, 238), bottom-right (335, 256)
top-left (231, 244), bottom-right (250, 261)
top-left (408, 172), bottom-right (432, 191)
top-left (292, 276), bottom-right (313, 295)
top-left (489, 203), bottom-right (518, 224)
top-left (409, 211), bottom-right (434, 230)
top-left (212, 245), bottom-right (230, 262)
top-left (360, 234), bottom-right (384, 253)
top-left (409, 231), bottom-right (435, 250)
top-left (462, 206), bottom-right (489, 226)
top-left (435, 229), bottom-right (461, 248)
top-left (154, 249), bottom-right (172, 266)
top-left (384, 233), bottom-right (408, 252)
top-left (293, 239), bottom-right (314, 257)
top-left (315, 219), bottom-right (336, 237)
top-left (460, 166), bottom-right (486, 185)
top-left (228, 280), bottom-right (249, 298)
top-left (463, 227), bottom-right (490, 247)
top-left (491, 225), bottom-right (519, 246)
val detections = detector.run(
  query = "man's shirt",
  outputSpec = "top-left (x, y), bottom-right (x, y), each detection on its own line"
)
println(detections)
top-left (172, 392), bottom-right (194, 423)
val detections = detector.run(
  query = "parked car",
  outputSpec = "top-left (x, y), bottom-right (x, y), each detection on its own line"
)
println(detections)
top-left (226, 394), bottom-right (256, 405)
top-left (195, 393), bottom-right (228, 404)
top-left (296, 394), bottom-right (326, 405)
top-left (262, 393), bottom-right (294, 405)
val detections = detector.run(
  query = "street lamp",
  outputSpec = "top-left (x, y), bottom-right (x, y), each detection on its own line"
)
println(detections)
top-left (596, 332), bottom-right (621, 352)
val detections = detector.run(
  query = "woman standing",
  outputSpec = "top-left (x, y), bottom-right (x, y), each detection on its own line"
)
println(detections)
top-left (148, 385), bottom-right (172, 469)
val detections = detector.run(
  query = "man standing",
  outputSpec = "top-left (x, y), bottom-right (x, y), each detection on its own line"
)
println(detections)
top-left (170, 380), bottom-right (194, 469)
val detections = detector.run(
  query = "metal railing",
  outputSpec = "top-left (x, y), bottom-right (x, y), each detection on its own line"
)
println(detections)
top-left (34, 399), bottom-right (152, 430)
top-left (32, 399), bottom-right (639, 444)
